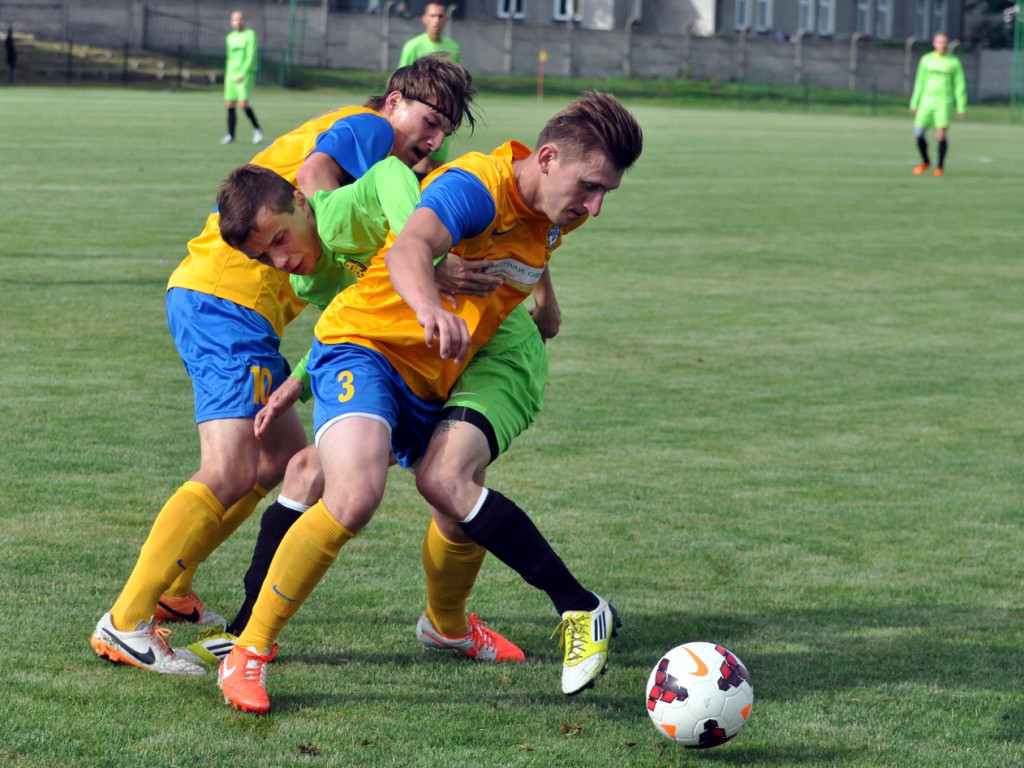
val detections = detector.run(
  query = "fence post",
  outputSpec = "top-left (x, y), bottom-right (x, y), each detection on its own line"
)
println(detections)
top-left (123, 41), bottom-right (129, 86)
top-left (793, 28), bottom-right (806, 84)
top-left (849, 32), bottom-right (862, 90)
top-left (623, 15), bottom-right (638, 78)
top-left (737, 24), bottom-right (749, 82)
top-left (564, 16), bottom-right (574, 78)
top-left (679, 20), bottom-right (693, 78)
top-left (66, 38), bottom-right (72, 84)
top-left (380, 2), bottom-right (393, 73)
top-left (904, 36), bottom-right (917, 97)
top-left (502, 12), bottom-right (513, 75)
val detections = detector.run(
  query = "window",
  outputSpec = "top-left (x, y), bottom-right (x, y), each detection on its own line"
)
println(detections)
top-left (932, 0), bottom-right (947, 34)
top-left (856, 0), bottom-right (871, 34)
top-left (755, 0), bottom-right (772, 31)
top-left (816, 0), bottom-right (834, 35)
top-left (914, 0), bottom-right (928, 39)
top-left (735, 0), bottom-right (750, 29)
top-left (498, 0), bottom-right (525, 19)
top-left (553, 0), bottom-right (579, 21)
top-left (875, 0), bottom-right (892, 38)
top-left (797, 0), bottom-right (814, 32)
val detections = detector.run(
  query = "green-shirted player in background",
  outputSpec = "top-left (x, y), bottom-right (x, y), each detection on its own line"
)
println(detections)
top-left (909, 31), bottom-right (966, 177)
top-left (399, 3), bottom-right (460, 176)
top-left (222, 10), bottom-right (263, 146)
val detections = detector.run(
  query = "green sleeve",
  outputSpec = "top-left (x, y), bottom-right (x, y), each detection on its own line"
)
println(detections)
top-left (953, 58), bottom-right (967, 113)
top-left (909, 57), bottom-right (926, 110)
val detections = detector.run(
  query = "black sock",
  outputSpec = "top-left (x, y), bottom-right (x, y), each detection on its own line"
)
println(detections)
top-left (458, 489), bottom-right (597, 615)
top-left (227, 107), bottom-right (237, 138)
top-left (917, 136), bottom-right (929, 164)
top-left (938, 139), bottom-right (947, 169)
top-left (244, 106), bottom-right (260, 130)
top-left (227, 501), bottom-right (304, 634)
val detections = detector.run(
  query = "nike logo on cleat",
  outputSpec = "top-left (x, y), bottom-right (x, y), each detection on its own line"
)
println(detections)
top-left (104, 631), bottom-right (156, 666)
top-left (220, 662), bottom-right (238, 680)
top-left (156, 601), bottom-right (201, 623)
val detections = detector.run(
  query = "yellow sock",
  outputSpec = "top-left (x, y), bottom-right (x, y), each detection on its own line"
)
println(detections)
top-left (422, 518), bottom-right (486, 638)
top-left (110, 481), bottom-right (224, 631)
top-left (165, 484), bottom-right (268, 597)
top-left (237, 500), bottom-right (354, 653)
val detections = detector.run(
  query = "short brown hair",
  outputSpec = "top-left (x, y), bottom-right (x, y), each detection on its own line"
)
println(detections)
top-left (217, 164), bottom-right (297, 251)
top-left (365, 54), bottom-right (477, 134)
top-left (536, 92), bottom-right (643, 171)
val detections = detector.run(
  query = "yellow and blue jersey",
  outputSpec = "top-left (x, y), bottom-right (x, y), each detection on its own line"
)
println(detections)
top-left (166, 106), bottom-right (396, 337)
top-left (313, 140), bottom-right (583, 401)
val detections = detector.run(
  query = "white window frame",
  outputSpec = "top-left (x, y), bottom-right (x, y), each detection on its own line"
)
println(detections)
top-left (855, 0), bottom-right (871, 35)
top-left (553, 0), bottom-right (579, 22)
top-left (755, 0), bottom-right (772, 31)
top-left (498, 0), bottom-right (526, 19)
top-left (816, 0), bottom-right (834, 35)
top-left (735, 0), bottom-right (751, 29)
top-left (914, 0), bottom-right (929, 39)
top-left (797, 0), bottom-right (815, 32)
top-left (875, 0), bottom-right (893, 38)
top-left (931, 0), bottom-right (947, 34)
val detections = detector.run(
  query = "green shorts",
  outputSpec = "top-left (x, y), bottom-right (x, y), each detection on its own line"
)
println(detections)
top-left (225, 75), bottom-right (254, 102)
top-left (914, 101), bottom-right (952, 130)
top-left (444, 314), bottom-right (548, 461)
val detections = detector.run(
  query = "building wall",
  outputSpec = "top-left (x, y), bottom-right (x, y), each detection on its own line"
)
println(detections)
top-left (0, 0), bottom-right (1011, 98)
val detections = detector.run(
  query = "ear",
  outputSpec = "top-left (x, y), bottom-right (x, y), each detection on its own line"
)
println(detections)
top-left (382, 89), bottom-right (404, 117)
top-left (535, 144), bottom-right (557, 174)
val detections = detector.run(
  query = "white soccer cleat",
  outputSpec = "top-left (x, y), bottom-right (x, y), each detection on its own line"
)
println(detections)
top-left (219, 134), bottom-right (234, 145)
top-left (90, 613), bottom-right (205, 675)
top-left (554, 594), bottom-right (618, 695)
top-left (416, 612), bottom-right (525, 662)
top-left (174, 625), bottom-right (237, 667)
top-left (252, 128), bottom-right (263, 144)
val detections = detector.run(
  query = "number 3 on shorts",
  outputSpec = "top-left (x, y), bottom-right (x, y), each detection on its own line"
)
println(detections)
top-left (336, 370), bottom-right (355, 402)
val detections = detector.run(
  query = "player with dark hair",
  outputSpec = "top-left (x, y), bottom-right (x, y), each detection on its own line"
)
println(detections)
top-left (90, 56), bottom-right (477, 676)
top-left (218, 92), bottom-right (644, 713)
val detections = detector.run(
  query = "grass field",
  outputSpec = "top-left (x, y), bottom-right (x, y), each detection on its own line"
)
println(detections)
top-left (2, 86), bottom-right (1023, 767)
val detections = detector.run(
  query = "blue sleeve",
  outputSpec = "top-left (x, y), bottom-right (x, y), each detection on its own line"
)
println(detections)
top-left (309, 113), bottom-right (395, 180)
top-left (418, 169), bottom-right (497, 245)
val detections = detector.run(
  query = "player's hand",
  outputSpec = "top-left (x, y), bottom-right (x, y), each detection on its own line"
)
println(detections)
top-left (909, 108), bottom-right (916, 116)
top-left (418, 306), bottom-right (470, 365)
top-left (957, 112), bottom-right (966, 120)
top-left (434, 254), bottom-right (502, 297)
top-left (529, 300), bottom-right (562, 341)
top-left (254, 376), bottom-right (304, 439)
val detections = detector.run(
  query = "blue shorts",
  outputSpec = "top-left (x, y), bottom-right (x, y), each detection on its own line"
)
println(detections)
top-left (167, 288), bottom-right (291, 424)
top-left (309, 342), bottom-right (441, 468)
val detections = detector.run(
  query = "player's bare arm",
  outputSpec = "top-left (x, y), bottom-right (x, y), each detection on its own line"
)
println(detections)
top-left (385, 207), bottom-right (471, 363)
top-left (295, 152), bottom-right (354, 198)
top-left (529, 266), bottom-right (561, 341)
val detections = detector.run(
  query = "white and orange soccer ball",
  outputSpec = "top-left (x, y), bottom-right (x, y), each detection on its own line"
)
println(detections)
top-left (645, 641), bottom-right (753, 749)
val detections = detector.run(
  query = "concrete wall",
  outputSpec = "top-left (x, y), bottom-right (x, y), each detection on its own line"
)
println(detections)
top-left (0, 0), bottom-right (1013, 99)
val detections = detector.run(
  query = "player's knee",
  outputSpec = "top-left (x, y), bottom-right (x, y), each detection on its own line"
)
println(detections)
top-left (415, 465), bottom-right (461, 518)
top-left (282, 446), bottom-right (323, 500)
top-left (199, 460), bottom-right (259, 507)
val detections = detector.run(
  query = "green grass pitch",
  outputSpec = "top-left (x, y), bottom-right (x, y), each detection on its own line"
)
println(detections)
top-left (1, 86), bottom-right (1023, 767)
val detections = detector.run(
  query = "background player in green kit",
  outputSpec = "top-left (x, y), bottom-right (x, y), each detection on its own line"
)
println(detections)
top-left (909, 31), bottom-right (966, 177)
top-left (222, 10), bottom-right (263, 146)
top-left (399, 2), bottom-right (460, 176)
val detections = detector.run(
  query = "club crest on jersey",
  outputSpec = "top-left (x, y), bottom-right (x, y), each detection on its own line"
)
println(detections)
top-left (546, 225), bottom-right (561, 250)
top-left (343, 259), bottom-right (367, 279)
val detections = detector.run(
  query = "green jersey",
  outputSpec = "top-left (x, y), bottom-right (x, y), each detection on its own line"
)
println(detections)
top-left (290, 156), bottom-right (421, 393)
top-left (910, 51), bottom-right (966, 114)
top-left (398, 34), bottom-right (460, 67)
top-left (225, 27), bottom-right (258, 81)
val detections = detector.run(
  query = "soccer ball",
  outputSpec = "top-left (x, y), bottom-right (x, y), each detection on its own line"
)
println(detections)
top-left (645, 641), bottom-right (753, 749)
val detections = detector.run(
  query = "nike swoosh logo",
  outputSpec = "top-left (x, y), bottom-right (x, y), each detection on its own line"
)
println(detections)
top-left (273, 584), bottom-right (297, 602)
top-left (176, 559), bottom-right (187, 570)
top-left (491, 227), bottom-right (514, 236)
top-left (104, 629), bottom-right (156, 666)
top-left (681, 645), bottom-right (709, 677)
top-left (220, 662), bottom-right (238, 680)
top-left (156, 601), bottom-right (201, 623)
